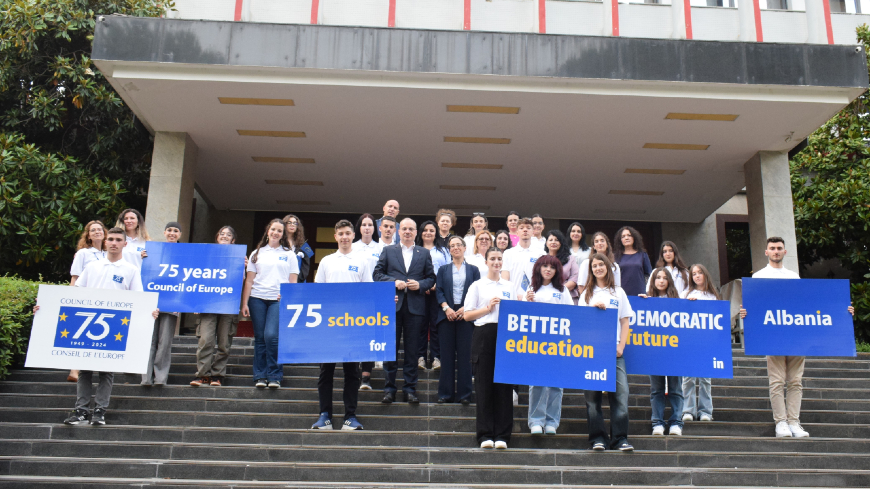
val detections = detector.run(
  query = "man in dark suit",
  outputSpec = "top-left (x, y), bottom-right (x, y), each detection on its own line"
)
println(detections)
top-left (373, 217), bottom-right (436, 403)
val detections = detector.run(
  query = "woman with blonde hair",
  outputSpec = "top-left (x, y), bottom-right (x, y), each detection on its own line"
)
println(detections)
top-left (115, 208), bottom-right (150, 244)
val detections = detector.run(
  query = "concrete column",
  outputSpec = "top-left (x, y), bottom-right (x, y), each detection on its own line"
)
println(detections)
top-left (602, 0), bottom-right (617, 36)
top-left (738, 0), bottom-right (758, 42)
top-left (671, 0), bottom-right (688, 40)
top-left (805, 0), bottom-right (829, 44)
top-left (145, 132), bottom-right (198, 243)
top-left (744, 151), bottom-right (799, 274)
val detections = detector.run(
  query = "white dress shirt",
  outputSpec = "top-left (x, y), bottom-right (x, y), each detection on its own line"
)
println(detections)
top-left (464, 277), bottom-right (515, 326)
top-left (400, 243), bottom-right (415, 272)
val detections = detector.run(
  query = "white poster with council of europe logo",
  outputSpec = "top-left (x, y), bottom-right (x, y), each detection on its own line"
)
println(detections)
top-left (25, 285), bottom-right (159, 373)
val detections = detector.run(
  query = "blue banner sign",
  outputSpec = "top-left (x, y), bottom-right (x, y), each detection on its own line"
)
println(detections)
top-left (140, 242), bottom-right (247, 314)
top-left (277, 282), bottom-right (397, 364)
top-left (624, 297), bottom-right (733, 378)
top-left (743, 278), bottom-right (856, 357)
top-left (495, 300), bottom-right (617, 391)
top-left (53, 306), bottom-right (131, 352)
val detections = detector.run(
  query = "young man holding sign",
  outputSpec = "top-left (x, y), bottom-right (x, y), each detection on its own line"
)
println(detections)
top-left (739, 237), bottom-right (854, 438)
top-left (311, 220), bottom-right (371, 430)
top-left (35, 227), bottom-right (159, 425)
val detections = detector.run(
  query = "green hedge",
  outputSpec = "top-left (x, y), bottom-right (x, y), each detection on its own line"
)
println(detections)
top-left (0, 276), bottom-right (51, 379)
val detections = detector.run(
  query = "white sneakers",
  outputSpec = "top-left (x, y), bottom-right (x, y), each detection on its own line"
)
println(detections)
top-left (432, 358), bottom-right (441, 370)
top-left (512, 390), bottom-right (519, 407)
top-left (699, 414), bottom-right (713, 422)
top-left (530, 425), bottom-right (543, 435)
top-left (418, 357), bottom-right (427, 369)
top-left (480, 439), bottom-right (508, 449)
top-left (494, 441), bottom-right (508, 449)
top-left (788, 422), bottom-right (810, 438)
top-left (775, 421), bottom-right (793, 437)
top-left (682, 413), bottom-right (693, 422)
top-left (480, 440), bottom-right (494, 449)
top-left (652, 425), bottom-right (665, 435)
top-left (669, 425), bottom-right (683, 436)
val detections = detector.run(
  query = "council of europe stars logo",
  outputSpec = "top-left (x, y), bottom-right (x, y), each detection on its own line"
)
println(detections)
top-left (53, 306), bottom-right (131, 352)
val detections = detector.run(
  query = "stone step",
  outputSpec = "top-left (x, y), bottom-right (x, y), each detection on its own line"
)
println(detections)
top-left (5, 422), bottom-right (869, 452)
top-left (4, 394), bottom-right (869, 424)
top-left (3, 408), bottom-right (868, 438)
top-left (1, 456), bottom-right (869, 487)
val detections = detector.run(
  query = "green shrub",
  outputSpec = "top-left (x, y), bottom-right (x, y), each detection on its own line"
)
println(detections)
top-left (0, 276), bottom-right (52, 379)
top-left (857, 342), bottom-right (870, 353)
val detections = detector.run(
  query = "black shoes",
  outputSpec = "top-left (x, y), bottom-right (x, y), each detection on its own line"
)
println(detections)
top-left (404, 393), bottom-right (419, 404)
top-left (437, 398), bottom-right (449, 404)
top-left (460, 398), bottom-right (471, 406)
top-left (63, 408), bottom-right (89, 425)
top-left (90, 408), bottom-right (106, 425)
top-left (382, 392), bottom-right (395, 404)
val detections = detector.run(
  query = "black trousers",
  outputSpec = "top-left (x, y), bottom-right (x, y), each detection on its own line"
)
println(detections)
top-left (472, 323), bottom-right (513, 444)
top-left (384, 300), bottom-right (423, 396)
top-left (437, 310), bottom-right (473, 402)
top-left (417, 292), bottom-right (440, 362)
top-left (318, 362), bottom-right (360, 420)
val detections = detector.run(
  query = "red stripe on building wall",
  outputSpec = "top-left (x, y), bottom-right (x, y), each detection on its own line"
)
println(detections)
top-left (822, 0), bottom-right (835, 44)
top-left (752, 0), bottom-right (763, 42)
top-left (683, 0), bottom-right (692, 39)
top-left (234, 0), bottom-right (243, 21)
top-left (539, 0), bottom-right (546, 34)
top-left (310, 0), bottom-right (319, 24)
top-left (611, 0), bottom-right (619, 36)
top-left (388, 0), bottom-right (396, 27)
top-left (464, 0), bottom-right (471, 30)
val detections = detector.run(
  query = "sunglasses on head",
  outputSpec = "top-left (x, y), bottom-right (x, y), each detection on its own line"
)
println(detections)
top-left (472, 212), bottom-right (486, 217)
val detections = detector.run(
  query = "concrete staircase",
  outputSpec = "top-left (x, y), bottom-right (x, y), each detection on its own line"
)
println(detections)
top-left (0, 336), bottom-right (869, 488)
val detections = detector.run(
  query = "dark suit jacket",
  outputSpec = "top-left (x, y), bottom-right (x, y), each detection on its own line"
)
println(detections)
top-left (373, 244), bottom-right (436, 315)
top-left (435, 262), bottom-right (481, 324)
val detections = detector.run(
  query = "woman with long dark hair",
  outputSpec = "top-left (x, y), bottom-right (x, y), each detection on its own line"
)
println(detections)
top-left (283, 214), bottom-right (311, 283)
top-left (546, 230), bottom-right (579, 304)
top-left (566, 222), bottom-right (590, 263)
top-left (494, 230), bottom-right (512, 253)
top-left (613, 226), bottom-right (652, 297)
top-left (241, 219), bottom-right (299, 388)
top-left (577, 232), bottom-right (621, 296)
top-left (647, 240), bottom-right (690, 296)
top-left (523, 255), bottom-right (572, 435)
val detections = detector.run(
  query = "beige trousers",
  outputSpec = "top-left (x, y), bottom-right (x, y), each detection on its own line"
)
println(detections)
top-left (767, 355), bottom-right (805, 424)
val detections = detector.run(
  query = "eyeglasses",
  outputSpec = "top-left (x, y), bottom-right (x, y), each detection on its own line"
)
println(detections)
top-left (472, 212), bottom-right (486, 217)
top-left (285, 221), bottom-right (298, 226)
top-left (477, 237), bottom-right (492, 242)
top-left (449, 244), bottom-right (465, 249)
top-left (218, 232), bottom-right (234, 237)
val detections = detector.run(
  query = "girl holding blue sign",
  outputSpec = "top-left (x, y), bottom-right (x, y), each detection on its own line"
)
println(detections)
top-left (141, 222), bottom-right (183, 387)
top-left (522, 254), bottom-right (573, 435)
top-left (242, 219), bottom-right (299, 389)
top-left (190, 226), bottom-right (241, 388)
top-left (639, 268), bottom-right (685, 436)
top-left (681, 264), bottom-right (721, 422)
top-left (464, 247), bottom-right (516, 450)
top-left (580, 253), bottom-right (634, 452)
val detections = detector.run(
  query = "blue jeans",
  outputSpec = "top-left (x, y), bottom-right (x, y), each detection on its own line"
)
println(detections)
top-left (584, 356), bottom-right (629, 449)
top-left (682, 377), bottom-right (713, 418)
top-left (650, 375), bottom-right (684, 429)
top-left (249, 297), bottom-right (283, 382)
top-left (528, 386), bottom-right (563, 429)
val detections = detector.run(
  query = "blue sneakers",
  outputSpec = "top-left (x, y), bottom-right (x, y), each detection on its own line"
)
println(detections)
top-left (311, 412), bottom-right (332, 430)
top-left (341, 417), bottom-right (364, 430)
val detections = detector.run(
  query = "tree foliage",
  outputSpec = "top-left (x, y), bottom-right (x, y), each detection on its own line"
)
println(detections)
top-left (791, 25), bottom-right (870, 340)
top-left (0, 0), bottom-right (169, 281)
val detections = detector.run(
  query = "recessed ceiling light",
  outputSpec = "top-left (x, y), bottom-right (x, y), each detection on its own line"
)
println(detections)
top-left (665, 113), bottom-right (738, 121)
top-left (252, 157), bottom-right (315, 164)
top-left (266, 180), bottom-right (324, 186)
top-left (438, 205), bottom-right (492, 210)
top-left (220, 97), bottom-right (295, 106)
top-left (643, 143), bottom-right (708, 151)
top-left (441, 162), bottom-right (504, 170)
top-left (444, 137), bottom-right (511, 144)
top-left (238, 130), bottom-right (306, 138)
top-left (624, 168), bottom-right (686, 175)
top-left (276, 200), bottom-right (330, 205)
top-left (609, 190), bottom-right (664, 196)
top-left (594, 208), bottom-right (648, 214)
top-left (447, 105), bottom-right (520, 114)
top-left (440, 185), bottom-right (497, 191)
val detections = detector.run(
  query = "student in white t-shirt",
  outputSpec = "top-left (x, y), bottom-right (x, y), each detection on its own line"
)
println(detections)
top-left (681, 264), bottom-right (721, 423)
top-left (501, 217), bottom-right (545, 301)
top-left (530, 214), bottom-right (547, 252)
top-left (357, 214), bottom-right (394, 388)
top-left (241, 219), bottom-right (300, 389)
top-left (639, 268), bottom-right (685, 436)
top-left (352, 213), bottom-right (383, 276)
top-left (35, 227), bottom-right (159, 426)
top-left (463, 247), bottom-right (516, 450)
top-left (67, 220), bottom-right (108, 384)
top-left (578, 232), bottom-right (622, 297)
top-left (646, 241), bottom-right (690, 298)
top-left (521, 255), bottom-right (573, 436)
top-left (579, 253), bottom-right (634, 452)
top-left (738, 237), bottom-right (854, 438)
top-left (311, 220), bottom-right (371, 431)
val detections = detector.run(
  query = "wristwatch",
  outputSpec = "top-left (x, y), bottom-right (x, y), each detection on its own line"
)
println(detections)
top-left (442, 304), bottom-right (449, 311)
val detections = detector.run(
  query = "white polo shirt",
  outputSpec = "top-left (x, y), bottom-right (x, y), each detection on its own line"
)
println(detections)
top-left (246, 245), bottom-right (300, 300)
top-left (502, 244), bottom-right (545, 297)
top-left (686, 289), bottom-right (718, 301)
top-left (315, 250), bottom-right (373, 284)
top-left (122, 241), bottom-right (147, 269)
top-left (70, 247), bottom-right (106, 276)
top-left (522, 283), bottom-right (573, 305)
top-left (578, 259), bottom-right (622, 289)
top-left (464, 277), bottom-right (515, 326)
top-left (125, 235), bottom-right (145, 245)
top-left (74, 257), bottom-right (143, 291)
top-left (530, 236), bottom-right (547, 252)
top-left (467, 253), bottom-right (488, 276)
top-left (352, 240), bottom-right (384, 279)
top-left (752, 265), bottom-right (800, 279)
top-left (580, 285), bottom-right (633, 343)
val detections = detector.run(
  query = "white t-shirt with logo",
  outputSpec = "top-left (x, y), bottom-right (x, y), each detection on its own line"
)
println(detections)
top-left (522, 283), bottom-right (573, 306)
top-left (752, 265), bottom-right (800, 279)
top-left (122, 241), bottom-right (148, 269)
top-left (580, 285), bottom-right (633, 343)
top-left (502, 244), bottom-right (545, 298)
top-left (74, 258), bottom-right (143, 291)
top-left (246, 245), bottom-right (301, 300)
top-left (315, 250), bottom-right (373, 284)
top-left (685, 289), bottom-right (718, 301)
top-left (352, 240), bottom-right (384, 279)
top-left (70, 247), bottom-right (106, 276)
top-left (464, 277), bottom-right (515, 326)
